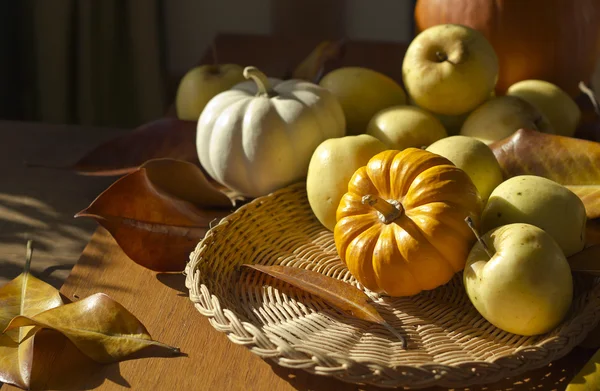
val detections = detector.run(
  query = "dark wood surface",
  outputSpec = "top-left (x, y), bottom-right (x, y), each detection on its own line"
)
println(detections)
top-left (1, 35), bottom-right (599, 390)
top-left (0, 120), bottom-right (128, 288)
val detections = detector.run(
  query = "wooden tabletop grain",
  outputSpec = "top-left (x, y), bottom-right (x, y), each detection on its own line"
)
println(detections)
top-left (0, 226), bottom-right (592, 391)
top-left (0, 120), bottom-right (128, 288)
top-left (0, 117), bottom-right (596, 391)
top-left (1, 35), bottom-right (599, 391)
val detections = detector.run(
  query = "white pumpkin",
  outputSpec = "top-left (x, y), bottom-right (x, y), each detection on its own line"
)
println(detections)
top-left (196, 66), bottom-right (346, 198)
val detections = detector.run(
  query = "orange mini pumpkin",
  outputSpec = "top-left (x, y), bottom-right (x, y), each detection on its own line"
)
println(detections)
top-left (334, 148), bottom-right (483, 297)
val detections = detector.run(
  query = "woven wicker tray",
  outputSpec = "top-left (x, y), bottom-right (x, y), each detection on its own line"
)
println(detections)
top-left (185, 181), bottom-right (600, 389)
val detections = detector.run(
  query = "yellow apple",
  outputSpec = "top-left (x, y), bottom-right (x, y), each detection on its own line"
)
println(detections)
top-left (460, 96), bottom-right (554, 145)
top-left (408, 92), bottom-right (493, 136)
top-left (507, 79), bottom-right (581, 137)
top-left (366, 106), bottom-right (447, 150)
top-left (481, 175), bottom-right (586, 256)
top-left (402, 24), bottom-right (499, 116)
top-left (426, 135), bottom-right (503, 201)
top-left (429, 110), bottom-right (471, 136)
top-left (175, 64), bottom-right (245, 121)
top-left (319, 67), bottom-right (407, 135)
top-left (464, 223), bottom-right (573, 336)
top-left (306, 134), bottom-right (387, 231)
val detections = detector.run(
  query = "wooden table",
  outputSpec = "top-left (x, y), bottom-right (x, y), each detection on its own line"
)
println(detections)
top-left (3, 226), bottom-right (594, 391)
top-left (1, 35), bottom-right (598, 390)
top-left (0, 118), bottom-right (596, 391)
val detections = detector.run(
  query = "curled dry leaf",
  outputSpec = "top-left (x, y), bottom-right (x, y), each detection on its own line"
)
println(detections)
top-left (243, 264), bottom-right (406, 348)
top-left (490, 128), bottom-right (600, 219)
top-left (76, 160), bottom-right (233, 271)
top-left (69, 118), bottom-right (200, 176)
top-left (0, 241), bottom-right (63, 389)
top-left (140, 158), bottom-right (233, 208)
top-left (5, 293), bottom-right (179, 364)
top-left (291, 39), bottom-right (346, 83)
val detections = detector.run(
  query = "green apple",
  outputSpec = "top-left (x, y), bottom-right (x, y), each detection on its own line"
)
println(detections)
top-left (481, 175), bottom-right (586, 256)
top-left (464, 223), bottom-right (573, 336)
top-left (175, 64), bottom-right (245, 121)
top-left (507, 79), bottom-right (581, 137)
top-left (402, 24), bottom-right (499, 116)
top-left (366, 105), bottom-right (447, 150)
top-left (306, 134), bottom-right (387, 231)
top-left (426, 135), bottom-right (503, 201)
top-left (460, 96), bottom-right (554, 145)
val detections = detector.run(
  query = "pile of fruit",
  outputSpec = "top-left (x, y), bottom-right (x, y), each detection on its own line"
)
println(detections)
top-left (180, 23), bottom-right (594, 338)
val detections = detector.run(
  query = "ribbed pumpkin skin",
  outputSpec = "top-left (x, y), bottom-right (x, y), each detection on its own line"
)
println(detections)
top-left (334, 148), bottom-right (483, 297)
top-left (414, 0), bottom-right (600, 97)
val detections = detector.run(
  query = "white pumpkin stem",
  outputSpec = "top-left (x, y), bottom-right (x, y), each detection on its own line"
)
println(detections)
top-left (362, 195), bottom-right (403, 224)
top-left (244, 66), bottom-right (274, 97)
top-left (464, 216), bottom-right (493, 259)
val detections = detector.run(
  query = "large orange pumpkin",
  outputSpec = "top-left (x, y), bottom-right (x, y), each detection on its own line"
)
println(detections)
top-left (334, 148), bottom-right (482, 297)
top-left (414, 0), bottom-right (600, 97)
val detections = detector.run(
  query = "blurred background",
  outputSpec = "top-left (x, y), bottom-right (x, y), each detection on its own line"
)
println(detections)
top-left (0, 0), bottom-right (416, 129)
top-left (2, 0), bottom-right (600, 130)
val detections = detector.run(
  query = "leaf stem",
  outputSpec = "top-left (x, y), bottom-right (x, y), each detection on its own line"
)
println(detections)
top-left (21, 239), bottom-right (34, 320)
top-left (382, 321), bottom-right (407, 349)
top-left (464, 217), bottom-right (493, 259)
top-left (25, 239), bottom-right (33, 274)
top-left (579, 81), bottom-right (600, 117)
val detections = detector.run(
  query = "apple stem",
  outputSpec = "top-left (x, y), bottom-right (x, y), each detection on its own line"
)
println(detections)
top-left (243, 66), bottom-right (275, 97)
top-left (211, 41), bottom-right (219, 68)
top-left (362, 195), bottom-right (403, 224)
top-left (580, 81), bottom-right (600, 117)
top-left (435, 51), bottom-right (448, 62)
top-left (464, 216), bottom-right (493, 259)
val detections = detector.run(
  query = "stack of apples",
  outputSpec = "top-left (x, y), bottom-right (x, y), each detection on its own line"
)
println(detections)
top-left (176, 24), bottom-right (588, 338)
top-left (307, 24), bottom-right (587, 338)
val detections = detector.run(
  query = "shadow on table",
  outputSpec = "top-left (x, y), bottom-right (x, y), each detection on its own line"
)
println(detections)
top-left (26, 329), bottom-right (184, 390)
top-left (266, 346), bottom-right (594, 391)
top-left (156, 272), bottom-right (188, 296)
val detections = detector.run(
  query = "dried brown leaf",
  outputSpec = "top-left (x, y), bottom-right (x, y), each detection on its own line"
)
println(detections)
top-left (0, 242), bottom-right (63, 389)
top-left (292, 40), bottom-right (346, 83)
top-left (68, 118), bottom-right (200, 176)
top-left (140, 158), bottom-right (233, 208)
top-left (490, 128), bottom-right (600, 219)
top-left (5, 293), bottom-right (179, 364)
top-left (76, 165), bottom-right (232, 271)
top-left (243, 264), bottom-right (405, 347)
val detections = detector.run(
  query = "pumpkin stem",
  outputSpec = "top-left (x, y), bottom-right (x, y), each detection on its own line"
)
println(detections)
top-left (464, 216), bottom-right (493, 259)
top-left (244, 66), bottom-right (275, 97)
top-left (362, 195), bottom-right (403, 224)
